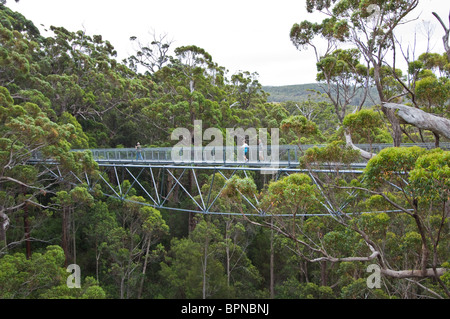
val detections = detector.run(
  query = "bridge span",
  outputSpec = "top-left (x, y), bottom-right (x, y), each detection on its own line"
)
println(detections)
top-left (76, 142), bottom-right (449, 165)
top-left (32, 143), bottom-right (449, 217)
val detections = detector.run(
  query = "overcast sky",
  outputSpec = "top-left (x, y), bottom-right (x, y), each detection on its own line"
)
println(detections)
top-left (5, 0), bottom-right (450, 86)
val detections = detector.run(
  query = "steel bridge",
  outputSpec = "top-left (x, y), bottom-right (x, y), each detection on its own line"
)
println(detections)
top-left (32, 143), bottom-right (449, 218)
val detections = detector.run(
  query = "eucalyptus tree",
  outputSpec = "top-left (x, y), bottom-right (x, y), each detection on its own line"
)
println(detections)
top-left (299, 145), bottom-right (449, 297)
top-left (343, 109), bottom-right (383, 155)
top-left (127, 31), bottom-right (173, 75)
top-left (159, 217), bottom-right (231, 298)
top-left (0, 86), bottom-right (97, 256)
top-left (290, 0), bottom-right (450, 148)
top-left (145, 45), bottom-right (225, 143)
top-left (280, 114), bottom-right (322, 147)
top-left (51, 186), bottom-right (94, 266)
top-left (105, 189), bottom-right (168, 299)
top-left (410, 53), bottom-right (450, 117)
top-left (0, 245), bottom-right (105, 298)
top-left (0, 4), bottom-right (42, 91)
top-left (316, 48), bottom-right (369, 123)
top-left (229, 71), bottom-right (268, 110)
top-left (222, 140), bottom-right (450, 298)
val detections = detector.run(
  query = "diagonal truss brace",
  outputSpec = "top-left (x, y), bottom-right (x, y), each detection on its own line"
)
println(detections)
top-left (54, 162), bottom-right (410, 218)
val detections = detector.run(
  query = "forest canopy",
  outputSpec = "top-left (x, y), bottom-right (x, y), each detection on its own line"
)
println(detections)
top-left (0, 1), bottom-right (449, 300)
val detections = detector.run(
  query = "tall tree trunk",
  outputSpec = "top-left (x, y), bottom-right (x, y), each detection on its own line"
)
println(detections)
top-left (225, 220), bottom-right (231, 288)
top-left (188, 169), bottom-right (198, 233)
top-left (321, 261), bottom-right (328, 286)
top-left (304, 260), bottom-right (309, 283)
top-left (0, 210), bottom-right (8, 251)
top-left (72, 207), bottom-right (76, 265)
top-left (188, 115), bottom-right (199, 233)
top-left (270, 224), bottom-right (275, 298)
top-left (120, 276), bottom-right (125, 299)
top-left (62, 206), bottom-right (69, 267)
top-left (138, 235), bottom-right (152, 299)
top-left (382, 107), bottom-right (403, 147)
top-left (433, 132), bottom-right (440, 149)
top-left (95, 242), bottom-right (101, 283)
top-left (202, 233), bottom-right (209, 299)
top-left (166, 172), bottom-right (175, 202)
top-left (24, 204), bottom-right (31, 259)
top-left (21, 186), bottom-right (31, 259)
top-left (372, 59), bottom-right (403, 147)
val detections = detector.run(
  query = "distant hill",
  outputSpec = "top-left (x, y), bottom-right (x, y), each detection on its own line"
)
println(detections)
top-left (262, 83), bottom-right (325, 103)
top-left (263, 83), bottom-right (379, 106)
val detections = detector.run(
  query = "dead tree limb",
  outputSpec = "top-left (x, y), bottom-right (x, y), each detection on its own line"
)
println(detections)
top-left (432, 11), bottom-right (450, 62)
top-left (383, 102), bottom-right (450, 140)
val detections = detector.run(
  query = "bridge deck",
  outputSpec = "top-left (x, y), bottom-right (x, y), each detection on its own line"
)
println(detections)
top-left (28, 143), bottom-right (449, 169)
top-left (72, 143), bottom-right (449, 167)
top-left (28, 143), bottom-right (448, 216)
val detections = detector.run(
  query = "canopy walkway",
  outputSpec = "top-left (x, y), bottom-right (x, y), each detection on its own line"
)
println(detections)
top-left (71, 143), bottom-right (449, 167)
top-left (30, 143), bottom-right (449, 217)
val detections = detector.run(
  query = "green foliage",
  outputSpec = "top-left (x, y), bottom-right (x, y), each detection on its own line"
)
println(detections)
top-left (343, 108), bottom-right (386, 149)
top-left (316, 49), bottom-right (366, 81)
top-left (281, 115), bottom-right (322, 144)
top-left (0, 245), bottom-right (105, 298)
top-left (415, 76), bottom-right (450, 112)
top-left (276, 277), bottom-right (334, 299)
top-left (159, 217), bottom-right (264, 299)
top-left (409, 149), bottom-right (450, 202)
top-left (300, 140), bottom-right (360, 166)
top-left (340, 278), bottom-right (391, 299)
top-left (343, 109), bottom-right (382, 135)
top-left (59, 112), bottom-right (90, 149)
top-left (364, 146), bottom-right (427, 188)
top-left (263, 173), bottom-right (321, 215)
top-left (1, 2), bottom-right (449, 300)
top-left (159, 220), bottom-right (230, 298)
top-left (222, 175), bottom-right (257, 200)
top-left (264, 84), bottom-right (377, 107)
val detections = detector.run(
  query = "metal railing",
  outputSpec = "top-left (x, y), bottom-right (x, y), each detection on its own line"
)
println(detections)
top-left (86, 145), bottom-right (298, 166)
top-left (66, 142), bottom-right (450, 167)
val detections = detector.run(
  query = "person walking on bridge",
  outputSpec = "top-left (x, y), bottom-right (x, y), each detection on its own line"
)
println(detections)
top-left (258, 138), bottom-right (265, 162)
top-left (242, 141), bottom-right (249, 162)
top-left (135, 142), bottom-right (143, 160)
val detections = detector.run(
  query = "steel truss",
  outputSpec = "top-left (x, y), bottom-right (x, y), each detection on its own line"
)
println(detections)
top-left (39, 142), bottom-right (448, 218)
top-left (61, 161), bottom-right (374, 217)
top-left (42, 160), bottom-right (416, 218)
top-left (97, 164), bottom-right (290, 216)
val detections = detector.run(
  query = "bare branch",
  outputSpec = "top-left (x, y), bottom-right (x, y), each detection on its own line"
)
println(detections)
top-left (344, 131), bottom-right (376, 160)
top-left (432, 11), bottom-right (450, 61)
top-left (381, 267), bottom-right (447, 279)
top-left (383, 102), bottom-right (450, 139)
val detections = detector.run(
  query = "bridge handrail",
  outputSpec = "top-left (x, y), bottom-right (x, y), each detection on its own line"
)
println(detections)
top-left (79, 145), bottom-right (302, 165)
top-left (72, 142), bottom-right (450, 164)
top-left (28, 142), bottom-right (450, 166)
